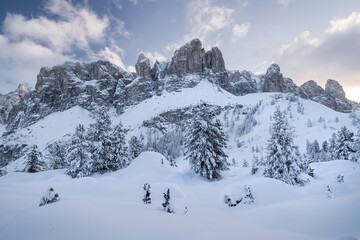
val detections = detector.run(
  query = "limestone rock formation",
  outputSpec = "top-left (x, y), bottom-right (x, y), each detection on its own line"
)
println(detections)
top-left (226, 70), bottom-right (257, 96)
top-left (262, 64), bottom-right (284, 93)
top-left (168, 39), bottom-right (203, 76)
top-left (135, 54), bottom-right (151, 79)
top-left (205, 47), bottom-right (226, 73)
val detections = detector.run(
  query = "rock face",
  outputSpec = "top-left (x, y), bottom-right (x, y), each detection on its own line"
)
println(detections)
top-left (262, 64), bottom-right (284, 93)
top-left (300, 79), bottom-right (354, 112)
top-left (205, 47), bottom-right (226, 72)
top-left (135, 54), bottom-right (151, 79)
top-left (168, 39), bottom-right (226, 76)
top-left (226, 70), bottom-right (257, 96)
top-left (0, 83), bottom-right (31, 125)
top-left (168, 39), bottom-right (204, 76)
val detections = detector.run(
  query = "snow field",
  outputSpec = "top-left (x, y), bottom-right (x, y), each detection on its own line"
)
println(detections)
top-left (1, 152), bottom-right (359, 240)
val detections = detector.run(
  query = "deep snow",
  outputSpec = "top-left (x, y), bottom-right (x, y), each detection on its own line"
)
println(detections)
top-left (0, 152), bottom-right (359, 240)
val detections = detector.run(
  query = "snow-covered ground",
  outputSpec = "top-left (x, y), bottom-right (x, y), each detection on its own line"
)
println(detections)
top-left (0, 152), bottom-right (359, 240)
top-left (1, 80), bottom-right (359, 239)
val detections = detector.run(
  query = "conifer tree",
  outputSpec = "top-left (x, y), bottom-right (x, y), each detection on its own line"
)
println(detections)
top-left (184, 103), bottom-right (229, 180)
top-left (142, 183), bottom-right (151, 204)
top-left (48, 140), bottom-right (68, 169)
top-left (27, 145), bottom-right (45, 173)
top-left (128, 136), bottom-right (142, 160)
top-left (66, 124), bottom-right (93, 178)
top-left (334, 126), bottom-right (356, 160)
top-left (264, 108), bottom-right (304, 185)
top-left (90, 110), bottom-right (114, 172)
top-left (162, 188), bottom-right (174, 213)
top-left (243, 185), bottom-right (254, 205)
top-left (112, 122), bottom-right (130, 169)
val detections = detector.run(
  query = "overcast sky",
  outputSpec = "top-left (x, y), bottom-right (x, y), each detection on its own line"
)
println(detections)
top-left (0, 0), bottom-right (359, 101)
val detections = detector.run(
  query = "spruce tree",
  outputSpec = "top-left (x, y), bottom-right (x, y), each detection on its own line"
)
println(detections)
top-left (264, 108), bottom-right (304, 185)
top-left (111, 122), bottom-right (130, 169)
top-left (90, 110), bottom-right (114, 172)
top-left (142, 183), bottom-right (151, 204)
top-left (162, 188), bottom-right (174, 213)
top-left (184, 103), bottom-right (229, 180)
top-left (128, 136), bottom-right (142, 160)
top-left (66, 124), bottom-right (93, 178)
top-left (27, 145), bottom-right (45, 173)
top-left (334, 126), bottom-right (356, 160)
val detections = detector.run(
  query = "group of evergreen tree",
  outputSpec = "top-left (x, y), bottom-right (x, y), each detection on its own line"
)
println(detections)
top-left (66, 110), bottom-right (140, 178)
top-left (306, 126), bottom-right (358, 163)
top-left (142, 184), bottom-right (174, 213)
top-left (25, 109), bottom-right (143, 177)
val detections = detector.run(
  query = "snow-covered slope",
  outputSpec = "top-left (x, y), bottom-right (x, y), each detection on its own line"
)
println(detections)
top-left (0, 79), bottom-right (359, 240)
top-left (0, 152), bottom-right (359, 240)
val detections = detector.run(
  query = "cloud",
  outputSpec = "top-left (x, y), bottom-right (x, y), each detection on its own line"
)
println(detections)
top-left (231, 23), bottom-right (251, 42)
top-left (0, 34), bottom-right (70, 92)
top-left (98, 46), bottom-right (127, 70)
top-left (165, 0), bottom-right (234, 53)
top-left (139, 51), bottom-right (167, 65)
top-left (0, 0), bottom-right (129, 94)
top-left (275, 12), bottom-right (360, 101)
top-left (277, 0), bottom-right (291, 9)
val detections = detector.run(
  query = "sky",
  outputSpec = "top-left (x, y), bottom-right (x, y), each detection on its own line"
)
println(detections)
top-left (0, 0), bottom-right (359, 101)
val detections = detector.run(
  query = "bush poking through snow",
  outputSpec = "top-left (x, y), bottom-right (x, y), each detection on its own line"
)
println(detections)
top-left (243, 185), bottom-right (254, 205)
top-left (327, 185), bottom-right (334, 199)
top-left (39, 187), bottom-right (60, 207)
top-left (224, 195), bottom-right (242, 207)
top-left (162, 188), bottom-right (174, 213)
top-left (142, 183), bottom-right (151, 204)
top-left (336, 175), bottom-right (344, 183)
top-left (243, 159), bottom-right (249, 167)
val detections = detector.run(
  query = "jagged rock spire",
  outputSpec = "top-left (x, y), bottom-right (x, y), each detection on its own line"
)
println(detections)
top-left (168, 38), bottom-right (226, 76)
top-left (135, 54), bottom-right (151, 79)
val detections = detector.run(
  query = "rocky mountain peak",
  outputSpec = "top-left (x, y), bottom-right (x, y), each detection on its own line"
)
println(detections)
top-left (262, 63), bottom-right (284, 92)
top-left (325, 79), bottom-right (346, 100)
top-left (300, 80), bottom-right (325, 98)
top-left (168, 38), bottom-right (203, 76)
top-left (168, 38), bottom-right (226, 76)
top-left (135, 54), bottom-right (151, 79)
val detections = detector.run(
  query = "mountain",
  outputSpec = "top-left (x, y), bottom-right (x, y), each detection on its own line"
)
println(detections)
top-left (0, 39), bottom-right (358, 136)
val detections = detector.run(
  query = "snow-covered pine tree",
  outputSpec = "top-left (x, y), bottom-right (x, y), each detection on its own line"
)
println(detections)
top-left (243, 185), bottom-right (254, 205)
top-left (39, 187), bottom-right (60, 206)
top-left (66, 124), bottom-right (93, 178)
top-left (47, 140), bottom-right (68, 169)
top-left (328, 133), bottom-right (337, 161)
top-left (243, 159), bottom-right (249, 167)
top-left (251, 156), bottom-right (259, 175)
top-left (89, 110), bottom-right (114, 173)
top-left (162, 188), bottom-right (174, 213)
top-left (128, 136), bottom-right (142, 160)
top-left (111, 122), bottom-right (130, 169)
top-left (142, 183), bottom-right (151, 204)
top-left (26, 145), bottom-right (45, 173)
top-left (264, 107), bottom-right (305, 186)
top-left (334, 126), bottom-right (356, 160)
top-left (184, 103), bottom-right (229, 180)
